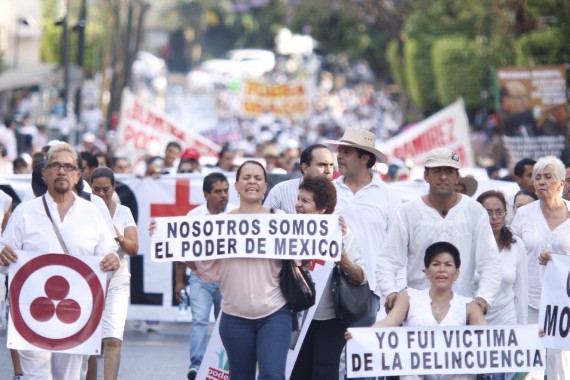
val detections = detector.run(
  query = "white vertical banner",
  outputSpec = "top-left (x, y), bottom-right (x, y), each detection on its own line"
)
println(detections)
top-left (8, 252), bottom-right (107, 355)
top-left (380, 98), bottom-right (474, 167)
top-left (539, 254), bottom-right (570, 349)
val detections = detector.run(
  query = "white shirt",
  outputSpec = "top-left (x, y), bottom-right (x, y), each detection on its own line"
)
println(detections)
top-left (1, 193), bottom-right (118, 273)
top-left (263, 177), bottom-right (302, 214)
top-left (187, 202), bottom-right (238, 216)
top-left (0, 189), bottom-right (12, 216)
top-left (511, 200), bottom-right (570, 309)
top-left (110, 204), bottom-right (136, 287)
top-left (376, 195), bottom-right (501, 306)
top-left (333, 173), bottom-right (402, 297)
top-left (475, 236), bottom-right (528, 325)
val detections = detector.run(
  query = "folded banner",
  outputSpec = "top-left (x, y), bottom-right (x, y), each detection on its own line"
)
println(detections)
top-left (346, 325), bottom-right (545, 378)
top-left (151, 214), bottom-right (342, 262)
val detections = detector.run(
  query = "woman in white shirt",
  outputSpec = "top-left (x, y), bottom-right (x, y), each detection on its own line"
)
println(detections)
top-left (91, 167), bottom-right (139, 380)
top-left (511, 155), bottom-right (570, 380)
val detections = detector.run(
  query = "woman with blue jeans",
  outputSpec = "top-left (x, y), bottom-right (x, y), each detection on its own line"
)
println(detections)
top-left (193, 161), bottom-right (292, 380)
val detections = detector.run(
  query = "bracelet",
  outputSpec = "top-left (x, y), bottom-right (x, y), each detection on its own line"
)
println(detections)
top-left (345, 263), bottom-right (357, 277)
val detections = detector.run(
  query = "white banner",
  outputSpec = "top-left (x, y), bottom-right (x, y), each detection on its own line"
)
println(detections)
top-left (380, 98), bottom-right (475, 167)
top-left (116, 88), bottom-right (221, 163)
top-left (151, 214), bottom-right (342, 262)
top-left (197, 260), bottom-right (335, 380)
top-left (539, 254), bottom-right (570, 349)
top-left (8, 252), bottom-right (107, 355)
top-left (346, 325), bottom-right (545, 378)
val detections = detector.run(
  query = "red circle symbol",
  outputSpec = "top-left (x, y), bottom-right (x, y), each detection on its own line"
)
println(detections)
top-left (30, 297), bottom-right (55, 322)
top-left (9, 254), bottom-right (105, 351)
top-left (56, 299), bottom-right (81, 324)
top-left (45, 275), bottom-right (70, 301)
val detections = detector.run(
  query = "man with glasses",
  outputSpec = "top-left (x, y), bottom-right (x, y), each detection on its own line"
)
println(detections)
top-left (378, 147), bottom-right (501, 317)
top-left (0, 142), bottom-right (119, 379)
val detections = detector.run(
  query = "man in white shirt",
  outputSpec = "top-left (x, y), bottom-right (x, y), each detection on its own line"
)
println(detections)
top-left (174, 172), bottom-right (237, 380)
top-left (0, 142), bottom-right (119, 379)
top-left (264, 144), bottom-right (335, 214)
top-left (378, 147), bottom-right (501, 316)
top-left (324, 128), bottom-right (403, 327)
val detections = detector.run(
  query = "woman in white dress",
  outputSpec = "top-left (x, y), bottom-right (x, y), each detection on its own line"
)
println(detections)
top-left (91, 166), bottom-right (139, 380)
top-left (512, 155), bottom-right (570, 380)
top-left (347, 241), bottom-right (487, 380)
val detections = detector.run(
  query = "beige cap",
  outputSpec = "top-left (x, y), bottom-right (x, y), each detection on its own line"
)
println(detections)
top-left (424, 148), bottom-right (460, 169)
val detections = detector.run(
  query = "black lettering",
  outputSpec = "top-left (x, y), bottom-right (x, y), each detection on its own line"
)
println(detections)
top-left (245, 238), bottom-right (255, 253)
top-left (423, 352), bottom-right (432, 369)
top-left (239, 220), bottom-right (249, 235)
top-left (203, 221), bottom-right (213, 236)
top-left (280, 220), bottom-right (290, 235)
top-left (561, 307), bottom-right (570, 337)
top-left (514, 350), bottom-right (524, 366)
top-left (493, 329), bottom-right (505, 346)
top-left (364, 353), bottom-right (373, 370)
top-left (289, 239), bottom-right (297, 255)
top-left (215, 220), bottom-right (225, 235)
top-left (268, 219), bottom-right (277, 235)
top-left (387, 332), bottom-right (398, 348)
top-left (507, 329), bottom-right (518, 346)
top-left (443, 331), bottom-right (453, 348)
top-left (180, 221), bottom-right (190, 238)
top-left (227, 220), bottom-right (237, 235)
top-left (167, 223), bottom-right (177, 238)
top-left (501, 350), bottom-right (512, 368)
top-left (228, 238), bottom-right (237, 254)
top-left (330, 241), bottom-right (340, 258)
top-left (216, 239), bottom-right (225, 254)
top-left (465, 351), bottom-right (474, 368)
top-left (154, 242), bottom-right (164, 258)
top-left (407, 331), bottom-right (415, 349)
top-left (376, 332), bottom-right (385, 349)
top-left (205, 240), bottom-right (214, 256)
top-left (351, 354), bottom-right (362, 371)
top-left (299, 239), bottom-right (310, 255)
top-left (258, 238), bottom-right (266, 254)
top-left (181, 241), bottom-right (190, 257)
top-left (306, 220), bottom-right (316, 235)
top-left (533, 349), bottom-right (544, 366)
top-left (165, 241), bottom-right (173, 258)
top-left (292, 220), bottom-right (304, 235)
top-left (275, 238), bottom-right (286, 255)
top-left (411, 352), bottom-right (420, 369)
top-left (252, 219), bottom-right (260, 235)
top-left (544, 305), bottom-right (558, 335)
top-left (192, 221), bottom-right (201, 237)
top-left (393, 353), bottom-right (402, 370)
top-left (193, 241), bottom-right (202, 256)
top-left (319, 219), bottom-right (328, 235)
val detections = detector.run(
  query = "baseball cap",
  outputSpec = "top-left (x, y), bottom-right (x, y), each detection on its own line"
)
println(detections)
top-left (424, 148), bottom-right (460, 169)
top-left (181, 147), bottom-right (200, 161)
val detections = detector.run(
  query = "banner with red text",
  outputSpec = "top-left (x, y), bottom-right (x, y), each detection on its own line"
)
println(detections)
top-left (116, 89), bottom-right (221, 163)
top-left (379, 98), bottom-right (474, 167)
top-left (239, 78), bottom-right (314, 119)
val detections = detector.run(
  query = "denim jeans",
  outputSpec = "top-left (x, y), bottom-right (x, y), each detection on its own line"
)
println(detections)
top-left (219, 305), bottom-right (292, 380)
top-left (188, 273), bottom-right (222, 371)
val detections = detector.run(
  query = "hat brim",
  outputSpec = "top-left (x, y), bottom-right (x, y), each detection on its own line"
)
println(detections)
top-left (324, 140), bottom-right (387, 163)
top-left (458, 177), bottom-right (478, 197)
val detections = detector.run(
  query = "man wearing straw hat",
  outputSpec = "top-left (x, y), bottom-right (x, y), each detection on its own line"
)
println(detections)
top-left (324, 127), bottom-right (403, 326)
top-left (377, 147), bottom-right (501, 316)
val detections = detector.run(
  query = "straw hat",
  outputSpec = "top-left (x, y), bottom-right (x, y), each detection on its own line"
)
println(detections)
top-left (324, 128), bottom-right (386, 163)
top-left (457, 176), bottom-right (478, 197)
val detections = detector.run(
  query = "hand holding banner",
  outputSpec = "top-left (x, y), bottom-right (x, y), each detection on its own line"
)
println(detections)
top-left (151, 214), bottom-right (343, 262)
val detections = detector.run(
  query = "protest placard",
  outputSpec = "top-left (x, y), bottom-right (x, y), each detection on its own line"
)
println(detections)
top-left (539, 254), bottom-right (570, 349)
top-left (151, 214), bottom-right (342, 262)
top-left (8, 252), bottom-right (107, 355)
top-left (346, 325), bottom-right (545, 378)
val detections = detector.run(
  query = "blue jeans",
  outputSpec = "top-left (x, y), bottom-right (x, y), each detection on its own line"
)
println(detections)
top-left (219, 305), bottom-right (292, 380)
top-left (189, 273), bottom-right (222, 370)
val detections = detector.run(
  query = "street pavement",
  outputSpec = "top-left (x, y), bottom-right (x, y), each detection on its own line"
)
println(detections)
top-left (1, 321), bottom-right (195, 379)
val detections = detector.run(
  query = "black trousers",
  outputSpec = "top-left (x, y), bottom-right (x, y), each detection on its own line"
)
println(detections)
top-left (290, 318), bottom-right (348, 380)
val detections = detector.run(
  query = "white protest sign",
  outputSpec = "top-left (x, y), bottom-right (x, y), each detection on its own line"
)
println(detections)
top-left (150, 214), bottom-right (342, 262)
top-left (539, 254), bottom-right (570, 349)
top-left (379, 98), bottom-right (474, 167)
top-left (346, 325), bottom-right (545, 378)
top-left (8, 252), bottom-right (107, 355)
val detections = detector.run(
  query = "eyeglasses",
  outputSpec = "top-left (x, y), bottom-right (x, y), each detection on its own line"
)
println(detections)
top-left (429, 168), bottom-right (456, 175)
top-left (46, 162), bottom-right (77, 172)
top-left (487, 210), bottom-right (506, 218)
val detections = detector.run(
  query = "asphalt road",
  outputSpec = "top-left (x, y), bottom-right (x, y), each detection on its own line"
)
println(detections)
top-left (1, 321), bottom-right (194, 379)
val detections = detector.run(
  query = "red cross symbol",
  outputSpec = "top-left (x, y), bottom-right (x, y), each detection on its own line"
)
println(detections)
top-left (150, 179), bottom-right (200, 217)
top-left (308, 260), bottom-right (326, 271)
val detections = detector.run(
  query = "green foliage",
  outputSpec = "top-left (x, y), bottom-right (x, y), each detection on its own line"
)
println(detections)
top-left (515, 27), bottom-right (562, 66)
top-left (432, 36), bottom-right (484, 108)
top-left (404, 38), bottom-right (437, 109)
top-left (386, 39), bottom-right (405, 87)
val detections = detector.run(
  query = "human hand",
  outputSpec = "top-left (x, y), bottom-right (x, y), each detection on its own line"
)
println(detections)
top-left (538, 250), bottom-right (552, 266)
top-left (539, 328), bottom-right (546, 338)
top-left (384, 292), bottom-right (398, 314)
top-left (344, 330), bottom-right (353, 340)
top-left (175, 281), bottom-right (186, 302)
top-left (100, 253), bottom-right (120, 272)
top-left (148, 218), bottom-right (156, 237)
top-left (0, 245), bottom-right (17, 266)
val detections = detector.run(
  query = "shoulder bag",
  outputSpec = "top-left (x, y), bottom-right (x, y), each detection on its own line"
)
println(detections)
top-left (331, 265), bottom-right (370, 323)
top-left (279, 260), bottom-right (316, 312)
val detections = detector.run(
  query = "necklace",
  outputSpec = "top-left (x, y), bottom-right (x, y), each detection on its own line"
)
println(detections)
top-left (431, 302), bottom-right (449, 318)
top-left (427, 193), bottom-right (458, 217)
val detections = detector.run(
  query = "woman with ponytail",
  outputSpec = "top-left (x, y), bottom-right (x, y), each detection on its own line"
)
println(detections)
top-left (476, 190), bottom-right (527, 326)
